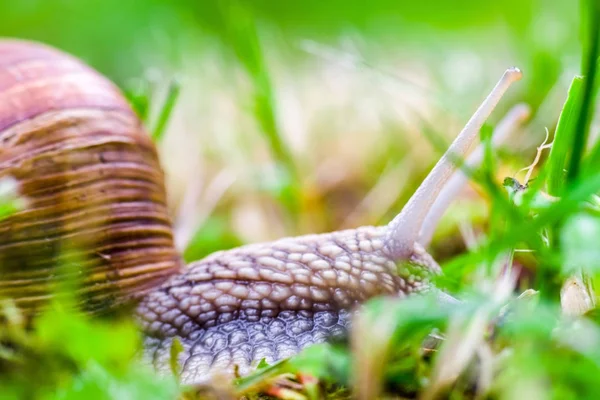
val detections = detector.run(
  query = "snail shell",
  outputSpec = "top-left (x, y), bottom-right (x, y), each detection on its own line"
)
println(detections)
top-left (0, 40), bottom-right (181, 313)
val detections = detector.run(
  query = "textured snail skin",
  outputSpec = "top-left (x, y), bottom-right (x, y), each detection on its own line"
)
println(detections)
top-left (138, 226), bottom-right (440, 383)
top-left (0, 40), bottom-right (181, 312)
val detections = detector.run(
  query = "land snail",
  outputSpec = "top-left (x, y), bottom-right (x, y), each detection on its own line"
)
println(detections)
top-left (0, 39), bottom-right (529, 384)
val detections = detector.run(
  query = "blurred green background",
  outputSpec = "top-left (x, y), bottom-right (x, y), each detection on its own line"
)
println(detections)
top-left (0, 0), bottom-right (583, 262)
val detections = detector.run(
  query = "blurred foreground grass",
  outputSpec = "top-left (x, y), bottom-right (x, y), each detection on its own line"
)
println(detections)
top-left (3, 0), bottom-right (600, 399)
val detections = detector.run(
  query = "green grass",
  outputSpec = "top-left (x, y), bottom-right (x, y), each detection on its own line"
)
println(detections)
top-left (0, 300), bottom-right (179, 400)
top-left (546, 76), bottom-right (584, 196)
top-left (151, 79), bottom-right (182, 142)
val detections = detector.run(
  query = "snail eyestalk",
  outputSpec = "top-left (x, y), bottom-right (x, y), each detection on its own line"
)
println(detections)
top-left (385, 67), bottom-right (523, 260)
top-left (418, 103), bottom-right (531, 248)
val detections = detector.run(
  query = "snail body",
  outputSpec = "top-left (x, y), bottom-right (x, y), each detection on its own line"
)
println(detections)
top-left (139, 226), bottom-right (439, 382)
top-left (0, 39), bottom-right (523, 384)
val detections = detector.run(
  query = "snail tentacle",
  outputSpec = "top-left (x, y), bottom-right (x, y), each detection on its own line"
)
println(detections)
top-left (418, 103), bottom-right (531, 247)
top-left (385, 68), bottom-right (523, 260)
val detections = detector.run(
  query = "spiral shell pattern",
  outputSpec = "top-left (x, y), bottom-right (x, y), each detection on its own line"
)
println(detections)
top-left (0, 40), bottom-right (181, 313)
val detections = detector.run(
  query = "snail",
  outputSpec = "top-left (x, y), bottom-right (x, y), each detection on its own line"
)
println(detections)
top-left (0, 39), bottom-right (526, 384)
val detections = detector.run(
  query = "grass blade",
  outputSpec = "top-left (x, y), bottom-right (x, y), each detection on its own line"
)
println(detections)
top-left (567, 0), bottom-right (600, 182)
top-left (152, 79), bottom-right (181, 142)
top-left (218, 1), bottom-right (300, 219)
top-left (546, 76), bottom-right (584, 195)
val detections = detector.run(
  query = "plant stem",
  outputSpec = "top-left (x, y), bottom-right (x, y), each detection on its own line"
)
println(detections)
top-left (567, 0), bottom-right (600, 182)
